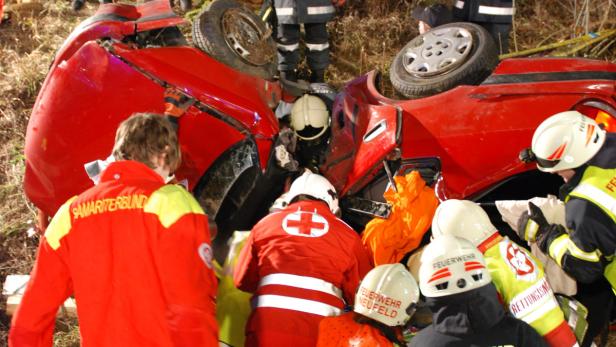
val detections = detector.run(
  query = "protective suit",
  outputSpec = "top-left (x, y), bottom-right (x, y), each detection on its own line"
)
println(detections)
top-left (234, 200), bottom-right (372, 347)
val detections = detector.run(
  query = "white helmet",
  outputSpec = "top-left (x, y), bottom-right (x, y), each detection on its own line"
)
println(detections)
top-left (419, 235), bottom-right (491, 298)
top-left (269, 192), bottom-right (290, 213)
top-left (354, 263), bottom-right (420, 326)
top-left (532, 111), bottom-right (606, 172)
top-left (431, 199), bottom-right (497, 248)
top-left (285, 170), bottom-right (339, 214)
top-left (290, 94), bottom-right (330, 141)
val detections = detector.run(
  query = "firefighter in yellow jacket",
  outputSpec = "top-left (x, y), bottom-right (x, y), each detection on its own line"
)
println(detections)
top-left (518, 111), bottom-right (616, 289)
top-left (432, 199), bottom-right (578, 347)
top-left (517, 110), bottom-right (616, 346)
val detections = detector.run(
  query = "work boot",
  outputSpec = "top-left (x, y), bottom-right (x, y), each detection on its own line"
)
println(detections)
top-left (72, 0), bottom-right (85, 11)
top-left (280, 70), bottom-right (297, 82)
top-left (310, 69), bottom-right (325, 83)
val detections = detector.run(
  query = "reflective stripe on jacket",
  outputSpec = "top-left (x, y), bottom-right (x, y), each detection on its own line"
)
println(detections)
top-left (453, 0), bottom-right (515, 24)
top-left (557, 165), bottom-right (616, 292)
top-left (234, 200), bottom-right (373, 347)
top-left (567, 166), bottom-right (616, 223)
top-left (274, 0), bottom-right (336, 24)
top-left (255, 273), bottom-right (345, 316)
top-left (483, 236), bottom-right (577, 346)
top-left (9, 161), bottom-right (218, 347)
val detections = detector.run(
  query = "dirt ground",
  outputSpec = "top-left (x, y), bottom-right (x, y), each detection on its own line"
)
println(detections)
top-left (0, 0), bottom-right (615, 346)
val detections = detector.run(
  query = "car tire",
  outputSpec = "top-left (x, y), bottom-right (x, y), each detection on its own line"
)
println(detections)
top-left (390, 22), bottom-right (499, 99)
top-left (192, 0), bottom-right (277, 80)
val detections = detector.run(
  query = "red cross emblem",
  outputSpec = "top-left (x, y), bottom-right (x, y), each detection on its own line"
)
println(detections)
top-left (503, 241), bottom-right (537, 281)
top-left (282, 210), bottom-right (329, 237)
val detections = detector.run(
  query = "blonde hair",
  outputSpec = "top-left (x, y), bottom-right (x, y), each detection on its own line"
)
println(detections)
top-left (112, 113), bottom-right (181, 171)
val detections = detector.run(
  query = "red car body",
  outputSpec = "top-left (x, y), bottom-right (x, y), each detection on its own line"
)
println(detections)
top-left (24, 1), bottom-right (616, 233)
top-left (325, 60), bottom-right (616, 200)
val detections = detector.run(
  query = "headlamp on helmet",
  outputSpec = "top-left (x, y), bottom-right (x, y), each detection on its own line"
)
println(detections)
top-left (419, 235), bottom-right (491, 298)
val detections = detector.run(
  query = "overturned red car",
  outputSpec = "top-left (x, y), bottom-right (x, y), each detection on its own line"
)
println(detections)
top-left (24, 1), bottom-right (616, 239)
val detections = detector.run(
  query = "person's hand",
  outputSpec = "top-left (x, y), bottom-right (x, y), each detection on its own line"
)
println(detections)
top-left (519, 147), bottom-right (536, 163)
top-left (517, 202), bottom-right (550, 243)
top-left (332, 0), bottom-right (346, 8)
top-left (164, 87), bottom-right (194, 118)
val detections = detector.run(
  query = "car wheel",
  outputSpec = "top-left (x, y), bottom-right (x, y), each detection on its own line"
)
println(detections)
top-left (390, 22), bottom-right (499, 99)
top-left (192, 0), bottom-right (277, 80)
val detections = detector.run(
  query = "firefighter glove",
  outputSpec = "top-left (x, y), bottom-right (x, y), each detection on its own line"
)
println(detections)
top-left (517, 201), bottom-right (550, 243)
top-left (164, 88), bottom-right (194, 118)
top-left (519, 147), bottom-right (536, 163)
top-left (536, 223), bottom-right (566, 254)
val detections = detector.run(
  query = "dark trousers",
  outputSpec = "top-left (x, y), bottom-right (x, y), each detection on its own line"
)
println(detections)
top-left (276, 22), bottom-right (329, 73)
top-left (575, 278), bottom-right (613, 347)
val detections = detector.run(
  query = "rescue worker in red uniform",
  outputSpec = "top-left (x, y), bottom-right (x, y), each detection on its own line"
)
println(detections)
top-left (432, 199), bottom-right (578, 347)
top-left (234, 170), bottom-right (373, 347)
top-left (518, 110), bottom-right (616, 347)
top-left (9, 113), bottom-right (218, 347)
top-left (316, 263), bottom-right (420, 347)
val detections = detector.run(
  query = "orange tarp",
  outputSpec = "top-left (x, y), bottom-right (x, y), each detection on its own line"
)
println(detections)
top-left (361, 171), bottom-right (439, 266)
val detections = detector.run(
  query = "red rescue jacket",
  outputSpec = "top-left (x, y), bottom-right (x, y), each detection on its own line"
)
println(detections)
top-left (317, 312), bottom-right (396, 347)
top-left (234, 200), bottom-right (373, 347)
top-left (9, 161), bottom-right (218, 347)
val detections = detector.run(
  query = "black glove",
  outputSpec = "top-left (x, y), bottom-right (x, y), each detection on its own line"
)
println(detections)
top-left (517, 202), bottom-right (550, 243)
top-left (519, 147), bottom-right (536, 163)
top-left (536, 224), bottom-right (567, 254)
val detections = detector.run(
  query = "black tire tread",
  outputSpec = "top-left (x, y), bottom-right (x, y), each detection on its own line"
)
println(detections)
top-left (390, 22), bottom-right (499, 99)
top-left (192, 0), bottom-right (277, 80)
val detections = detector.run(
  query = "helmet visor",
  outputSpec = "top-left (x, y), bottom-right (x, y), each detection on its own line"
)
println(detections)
top-left (535, 156), bottom-right (561, 170)
top-left (405, 302), bottom-right (417, 319)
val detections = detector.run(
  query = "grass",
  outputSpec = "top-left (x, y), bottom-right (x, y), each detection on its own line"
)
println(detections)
top-left (0, 0), bottom-right (614, 345)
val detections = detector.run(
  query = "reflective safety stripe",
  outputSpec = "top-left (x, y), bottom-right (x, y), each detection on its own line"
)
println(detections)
top-left (277, 43), bottom-right (299, 51)
top-left (259, 273), bottom-right (342, 298)
top-left (524, 220), bottom-right (539, 242)
top-left (144, 185), bottom-right (205, 228)
top-left (276, 7), bottom-right (294, 16)
top-left (571, 183), bottom-right (616, 221)
top-left (255, 294), bottom-right (342, 316)
top-left (307, 5), bottom-right (335, 15)
top-left (522, 294), bottom-right (560, 326)
top-left (567, 240), bottom-right (601, 262)
top-left (507, 277), bottom-right (561, 335)
top-left (45, 196), bottom-right (78, 250)
top-left (478, 5), bottom-right (516, 16)
top-left (455, 0), bottom-right (464, 9)
top-left (549, 234), bottom-right (570, 266)
top-left (306, 42), bottom-right (330, 51)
